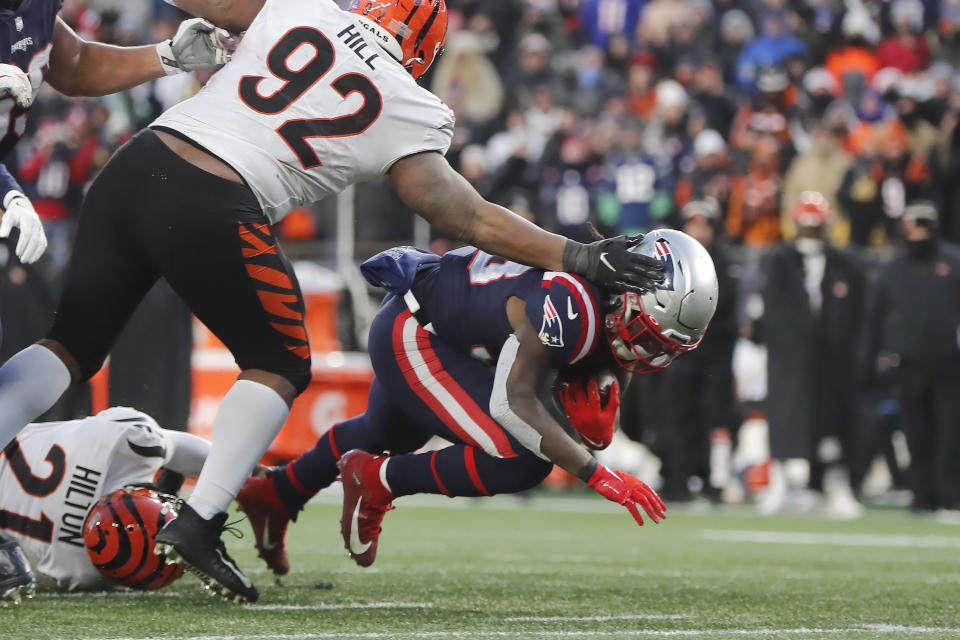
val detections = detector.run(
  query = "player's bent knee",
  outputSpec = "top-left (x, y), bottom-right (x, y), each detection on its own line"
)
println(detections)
top-left (286, 365), bottom-right (312, 396)
top-left (512, 455), bottom-right (554, 493)
top-left (38, 338), bottom-right (96, 383)
top-left (240, 361), bottom-right (312, 403)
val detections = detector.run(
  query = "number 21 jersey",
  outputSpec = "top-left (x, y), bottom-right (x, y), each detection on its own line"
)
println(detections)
top-left (153, 0), bottom-right (455, 223)
top-left (0, 408), bottom-right (171, 591)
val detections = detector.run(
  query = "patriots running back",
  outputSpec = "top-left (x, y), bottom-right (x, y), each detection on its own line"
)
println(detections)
top-left (237, 230), bottom-right (718, 575)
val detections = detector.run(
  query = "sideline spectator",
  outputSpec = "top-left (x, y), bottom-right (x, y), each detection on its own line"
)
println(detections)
top-left (878, 0), bottom-right (931, 73)
top-left (782, 124), bottom-right (853, 244)
top-left (759, 193), bottom-right (866, 518)
top-left (866, 202), bottom-right (960, 518)
top-left (727, 136), bottom-right (782, 246)
top-left (657, 199), bottom-right (739, 502)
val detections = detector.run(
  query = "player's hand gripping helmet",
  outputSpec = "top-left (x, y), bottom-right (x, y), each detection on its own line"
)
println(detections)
top-left (83, 487), bottom-right (183, 590)
top-left (348, 0), bottom-right (447, 79)
top-left (604, 229), bottom-right (718, 373)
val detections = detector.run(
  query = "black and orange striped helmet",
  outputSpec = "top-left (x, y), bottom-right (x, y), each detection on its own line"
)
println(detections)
top-left (348, 0), bottom-right (448, 79)
top-left (82, 487), bottom-right (183, 590)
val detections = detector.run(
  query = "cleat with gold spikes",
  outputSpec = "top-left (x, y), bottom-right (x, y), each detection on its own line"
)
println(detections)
top-left (154, 504), bottom-right (258, 603)
top-left (0, 538), bottom-right (36, 606)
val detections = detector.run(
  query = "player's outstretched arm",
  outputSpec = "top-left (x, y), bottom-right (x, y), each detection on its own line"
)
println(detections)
top-left (392, 151), bottom-right (567, 271)
top-left (391, 152), bottom-right (665, 293)
top-left (45, 17), bottom-right (231, 97)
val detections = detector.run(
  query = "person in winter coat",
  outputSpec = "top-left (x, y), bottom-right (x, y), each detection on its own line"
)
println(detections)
top-left (866, 202), bottom-right (960, 517)
top-left (759, 192), bottom-right (867, 518)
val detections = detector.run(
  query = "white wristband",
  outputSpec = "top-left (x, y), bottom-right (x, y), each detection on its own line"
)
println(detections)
top-left (3, 190), bottom-right (25, 209)
top-left (155, 40), bottom-right (182, 76)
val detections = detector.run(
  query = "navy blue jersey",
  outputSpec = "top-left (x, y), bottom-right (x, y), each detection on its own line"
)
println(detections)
top-left (0, 1), bottom-right (61, 158)
top-left (412, 247), bottom-right (604, 369)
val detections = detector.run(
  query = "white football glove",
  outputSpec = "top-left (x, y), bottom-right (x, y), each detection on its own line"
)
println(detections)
top-left (0, 63), bottom-right (33, 109)
top-left (0, 191), bottom-right (47, 264)
top-left (156, 18), bottom-right (235, 76)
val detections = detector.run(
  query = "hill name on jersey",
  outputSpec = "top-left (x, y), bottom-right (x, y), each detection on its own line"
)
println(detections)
top-left (153, 0), bottom-right (455, 223)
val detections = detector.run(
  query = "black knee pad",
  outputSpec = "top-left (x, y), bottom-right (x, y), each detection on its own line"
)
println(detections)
top-left (44, 335), bottom-right (103, 383)
top-left (278, 360), bottom-right (313, 396)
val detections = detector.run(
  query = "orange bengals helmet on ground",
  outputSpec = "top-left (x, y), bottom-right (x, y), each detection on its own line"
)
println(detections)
top-left (83, 487), bottom-right (183, 590)
top-left (348, 0), bottom-right (448, 79)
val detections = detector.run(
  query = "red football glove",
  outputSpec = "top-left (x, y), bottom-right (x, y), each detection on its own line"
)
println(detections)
top-left (557, 378), bottom-right (619, 450)
top-left (587, 465), bottom-right (667, 526)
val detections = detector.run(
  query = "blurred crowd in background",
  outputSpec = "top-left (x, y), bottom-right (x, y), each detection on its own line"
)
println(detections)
top-left (2, 0), bottom-right (960, 520)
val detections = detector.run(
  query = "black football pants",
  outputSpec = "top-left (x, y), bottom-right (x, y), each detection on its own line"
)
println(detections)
top-left (47, 129), bottom-right (312, 393)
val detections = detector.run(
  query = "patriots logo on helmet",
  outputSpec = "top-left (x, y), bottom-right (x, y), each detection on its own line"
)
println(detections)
top-left (538, 295), bottom-right (564, 348)
top-left (653, 239), bottom-right (676, 291)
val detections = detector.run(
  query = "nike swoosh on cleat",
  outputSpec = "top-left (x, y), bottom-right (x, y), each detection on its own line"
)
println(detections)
top-left (348, 497), bottom-right (372, 555)
top-left (599, 252), bottom-right (615, 272)
top-left (215, 549), bottom-right (253, 589)
top-left (567, 297), bottom-right (578, 320)
top-left (260, 516), bottom-right (277, 551)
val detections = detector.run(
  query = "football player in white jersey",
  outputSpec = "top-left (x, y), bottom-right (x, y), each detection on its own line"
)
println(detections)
top-left (0, 406), bottom-right (209, 597)
top-left (0, 0), bottom-right (665, 603)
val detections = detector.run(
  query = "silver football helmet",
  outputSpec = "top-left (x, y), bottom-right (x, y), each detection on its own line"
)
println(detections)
top-left (605, 229), bottom-right (718, 373)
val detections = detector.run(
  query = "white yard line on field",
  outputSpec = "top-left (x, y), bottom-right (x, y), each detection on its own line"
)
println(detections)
top-left (503, 615), bottom-right (690, 622)
top-left (44, 590), bottom-right (180, 598)
top-left (243, 602), bottom-right (432, 611)
top-left (699, 529), bottom-right (960, 549)
top-left (74, 625), bottom-right (960, 640)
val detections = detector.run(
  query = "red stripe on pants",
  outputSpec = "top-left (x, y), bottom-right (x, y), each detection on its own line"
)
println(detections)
top-left (464, 447), bottom-right (491, 496)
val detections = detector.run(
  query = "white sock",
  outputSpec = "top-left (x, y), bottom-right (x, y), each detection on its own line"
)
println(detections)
top-left (188, 380), bottom-right (289, 519)
top-left (0, 344), bottom-right (71, 449)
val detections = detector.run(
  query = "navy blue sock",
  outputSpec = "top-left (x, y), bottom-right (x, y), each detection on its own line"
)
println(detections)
top-left (271, 421), bottom-right (350, 513)
top-left (386, 446), bottom-right (553, 498)
top-left (271, 414), bottom-right (392, 513)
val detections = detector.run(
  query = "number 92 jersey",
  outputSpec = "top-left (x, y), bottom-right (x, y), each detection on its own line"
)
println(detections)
top-left (0, 407), bottom-right (172, 591)
top-left (152, 0), bottom-right (455, 224)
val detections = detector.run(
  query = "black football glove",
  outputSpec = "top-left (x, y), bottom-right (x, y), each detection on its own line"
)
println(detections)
top-left (562, 235), bottom-right (664, 293)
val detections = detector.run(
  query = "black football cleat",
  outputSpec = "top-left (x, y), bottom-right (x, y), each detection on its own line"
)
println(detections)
top-left (0, 538), bottom-right (35, 606)
top-left (154, 503), bottom-right (258, 603)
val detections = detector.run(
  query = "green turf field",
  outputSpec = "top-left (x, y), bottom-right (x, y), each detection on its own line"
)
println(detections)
top-left (9, 492), bottom-right (960, 639)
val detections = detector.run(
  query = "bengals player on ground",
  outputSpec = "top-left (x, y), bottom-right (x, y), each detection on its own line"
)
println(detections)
top-left (0, 407), bottom-right (208, 599)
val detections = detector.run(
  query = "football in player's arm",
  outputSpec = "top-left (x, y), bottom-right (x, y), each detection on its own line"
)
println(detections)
top-left (0, 407), bottom-right (211, 600)
top-left (0, 0), bottom-right (233, 264)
